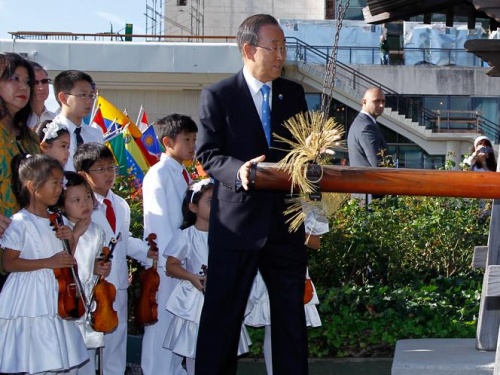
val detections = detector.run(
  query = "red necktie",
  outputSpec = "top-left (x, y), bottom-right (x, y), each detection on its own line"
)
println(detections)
top-left (182, 169), bottom-right (190, 185)
top-left (103, 198), bottom-right (116, 232)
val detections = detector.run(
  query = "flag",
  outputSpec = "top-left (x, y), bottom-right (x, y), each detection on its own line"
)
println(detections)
top-left (107, 132), bottom-right (145, 182)
top-left (140, 125), bottom-right (162, 159)
top-left (98, 95), bottom-right (157, 169)
top-left (137, 105), bottom-right (149, 133)
top-left (90, 107), bottom-right (107, 134)
top-left (97, 96), bottom-right (142, 138)
top-left (123, 127), bottom-right (150, 174)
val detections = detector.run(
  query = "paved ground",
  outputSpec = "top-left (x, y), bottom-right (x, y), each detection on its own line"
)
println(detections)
top-left (126, 335), bottom-right (393, 374)
top-left (126, 358), bottom-right (393, 374)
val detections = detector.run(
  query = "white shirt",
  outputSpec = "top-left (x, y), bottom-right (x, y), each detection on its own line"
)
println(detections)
top-left (243, 66), bottom-right (273, 121)
top-left (27, 107), bottom-right (56, 128)
top-left (53, 114), bottom-right (104, 171)
top-left (91, 190), bottom-right (148, 289)
top-left (142, 153), bottom-right (191, 269)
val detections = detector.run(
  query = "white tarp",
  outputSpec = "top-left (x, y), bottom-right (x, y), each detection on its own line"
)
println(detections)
top-left (403, 22), bottom-right (484, 66)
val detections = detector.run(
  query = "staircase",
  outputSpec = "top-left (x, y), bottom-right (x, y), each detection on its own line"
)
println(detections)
top-left (284, 37), bottom-right (499, 156)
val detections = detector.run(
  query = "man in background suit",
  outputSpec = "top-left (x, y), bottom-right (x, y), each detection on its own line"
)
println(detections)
top-left (195, 14), bottom-right (309, 375)
top-left (347, 87), bottom-right (388, 202)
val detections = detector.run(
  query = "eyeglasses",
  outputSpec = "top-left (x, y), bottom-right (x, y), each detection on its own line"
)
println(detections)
top-left (34, 78), bottom-right (51, 86)
top-left (253, 44), bottom-right (288, 55)
top-left (88, 166), bottom-right (120, 174)
top-left (65, 92), bottom-right (97, 100)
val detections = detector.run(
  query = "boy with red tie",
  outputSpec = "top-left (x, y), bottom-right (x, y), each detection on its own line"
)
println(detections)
top-left (74, 142), bottom-right (150, 375)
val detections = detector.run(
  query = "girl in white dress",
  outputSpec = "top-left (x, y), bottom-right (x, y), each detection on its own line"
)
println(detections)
top-left (0, 153), bottom-right (88, 374)
top-left (56, 171), bottom-right (111, 375)
top-left (162, 178), bottom-right (251, 375)
top-left (245, 202), bottom-right (329, 375)
top-left (35, 120), bottom-right (70, 167)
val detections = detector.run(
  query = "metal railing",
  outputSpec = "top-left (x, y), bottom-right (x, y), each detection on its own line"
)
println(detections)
top-left (285, 37), bottom-right (436, 128)
top-left (284, 44), bottom-right (486, 67)
top-left (285, 37), bottom-right (500, 143)
top-left (9, 31), bottom-right (236, 43)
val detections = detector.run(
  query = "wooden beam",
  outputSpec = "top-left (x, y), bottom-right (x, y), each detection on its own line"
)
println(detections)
top-left (254, 163), bottom-right (500, 199)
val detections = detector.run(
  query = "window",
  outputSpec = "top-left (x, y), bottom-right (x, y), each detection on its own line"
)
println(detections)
top-left (178, 0), bottom-right (187, 5)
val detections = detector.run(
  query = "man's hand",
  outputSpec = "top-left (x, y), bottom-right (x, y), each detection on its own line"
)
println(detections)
top-left (238, 155), bottom-right (266, 190)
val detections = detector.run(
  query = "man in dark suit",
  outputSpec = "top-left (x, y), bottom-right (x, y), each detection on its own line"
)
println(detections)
top-left (347, 87), bottom-right (388, 202)
top-left (347, 87), bottom-right (388, 168)
top-left (195, 14), bottom-right (309, 375)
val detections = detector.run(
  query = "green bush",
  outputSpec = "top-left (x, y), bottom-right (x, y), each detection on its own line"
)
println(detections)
top-left (249, 195), bottom-right (489, 358)
top-left (311, 196), bottom-right (490, 287)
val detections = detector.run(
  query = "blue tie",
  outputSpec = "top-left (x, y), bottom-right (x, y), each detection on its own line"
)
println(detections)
top-left (260, 84), bottom-right (271, 146)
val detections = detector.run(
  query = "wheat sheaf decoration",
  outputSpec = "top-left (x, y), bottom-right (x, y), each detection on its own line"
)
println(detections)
top-left (274, 110), bottom-right (348, 232)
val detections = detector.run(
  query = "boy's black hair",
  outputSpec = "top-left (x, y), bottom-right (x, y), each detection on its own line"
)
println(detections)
top-left (34, 120), bottom-right (70, 144)
top-left (73, 142), bottom-right (114, 172)
top-left (53, 70), bottom-right (94, 98)
top-left (11, 153), bottom-right (63, 209)
top-left (153, 113), bottom-right (198, 143)
top-left (55, 171), bottom-right (97, 214)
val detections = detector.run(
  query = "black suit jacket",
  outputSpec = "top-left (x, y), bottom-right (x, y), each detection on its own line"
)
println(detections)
top-left (347, 112), bottom-right (388, 167)
top-left (196, 70), bottom-right (308, 250)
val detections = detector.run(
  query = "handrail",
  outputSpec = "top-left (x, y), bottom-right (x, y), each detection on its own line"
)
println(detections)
top-left (285, 37), bottom-right (436, 130)
top-left (8, 31), bottom-right (236, 42)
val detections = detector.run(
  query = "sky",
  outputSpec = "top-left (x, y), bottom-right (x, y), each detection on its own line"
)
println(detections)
top-left (0, 0), bottom-right (149, 40)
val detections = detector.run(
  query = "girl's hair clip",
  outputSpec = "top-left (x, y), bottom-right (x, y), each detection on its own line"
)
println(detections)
top-left (190, 178), bottom-right (213, 203)
top-left (62, 176), bottom-right (68, 190)
top-left (42, 122), bottom-right (68, 142)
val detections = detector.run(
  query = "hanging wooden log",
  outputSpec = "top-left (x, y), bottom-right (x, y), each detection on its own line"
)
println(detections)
top-left (254, 162), bottom-right (500, 199)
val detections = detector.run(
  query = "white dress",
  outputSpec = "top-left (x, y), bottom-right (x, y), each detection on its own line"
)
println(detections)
top-left (245, 204), bottom-right (328, 328)
top-left (0, 209), bottom-right (88, 374)
top-left (162, 226), bottom-right (251, 358)
top-left (70, 220), bottom-right (106, 350)
top-left (245, 269), bottom-right (321, 328)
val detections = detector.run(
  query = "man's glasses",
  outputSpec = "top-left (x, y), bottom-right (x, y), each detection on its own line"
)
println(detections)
top-left (88, 166), bottom-right (120, 174)
top-left (34, 78), bottom-right (51, 86)
top-left (253, 44), bottom-right (288, 55)
top-left (65, 92), bottom-right (97, 100)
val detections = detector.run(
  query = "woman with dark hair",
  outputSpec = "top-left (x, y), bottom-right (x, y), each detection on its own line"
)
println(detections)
top-left (463, 135), bottom-right (497, 172)
top-left (0, 52), bottom-right (40, 289)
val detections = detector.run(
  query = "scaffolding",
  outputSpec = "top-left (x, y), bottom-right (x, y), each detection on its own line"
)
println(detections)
top-left (145, 0), bottom-right (204, 39)
top-left (145, 0), bottom-right (163, 40)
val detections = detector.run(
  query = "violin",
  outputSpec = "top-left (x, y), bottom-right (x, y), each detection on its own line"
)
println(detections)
top-left (304, 278), bottom-right (314, 304)
top-left (90, 235), bottom-right (120, 333)
top-left (135, 233), bottom-right (160, 326)
top-left (49, 212), bottom-right (87, 320)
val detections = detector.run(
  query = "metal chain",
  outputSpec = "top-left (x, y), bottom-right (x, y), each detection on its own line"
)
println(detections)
top-left (320, 0), bottom-right (350, 118)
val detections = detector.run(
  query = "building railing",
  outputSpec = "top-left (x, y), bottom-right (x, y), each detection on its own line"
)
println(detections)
top-left (293, 45), bottom-right (486, 67)
top-left (285, 37), bottom-right (500, 142)
top-left (8, 31), bottom-right (236, 43)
